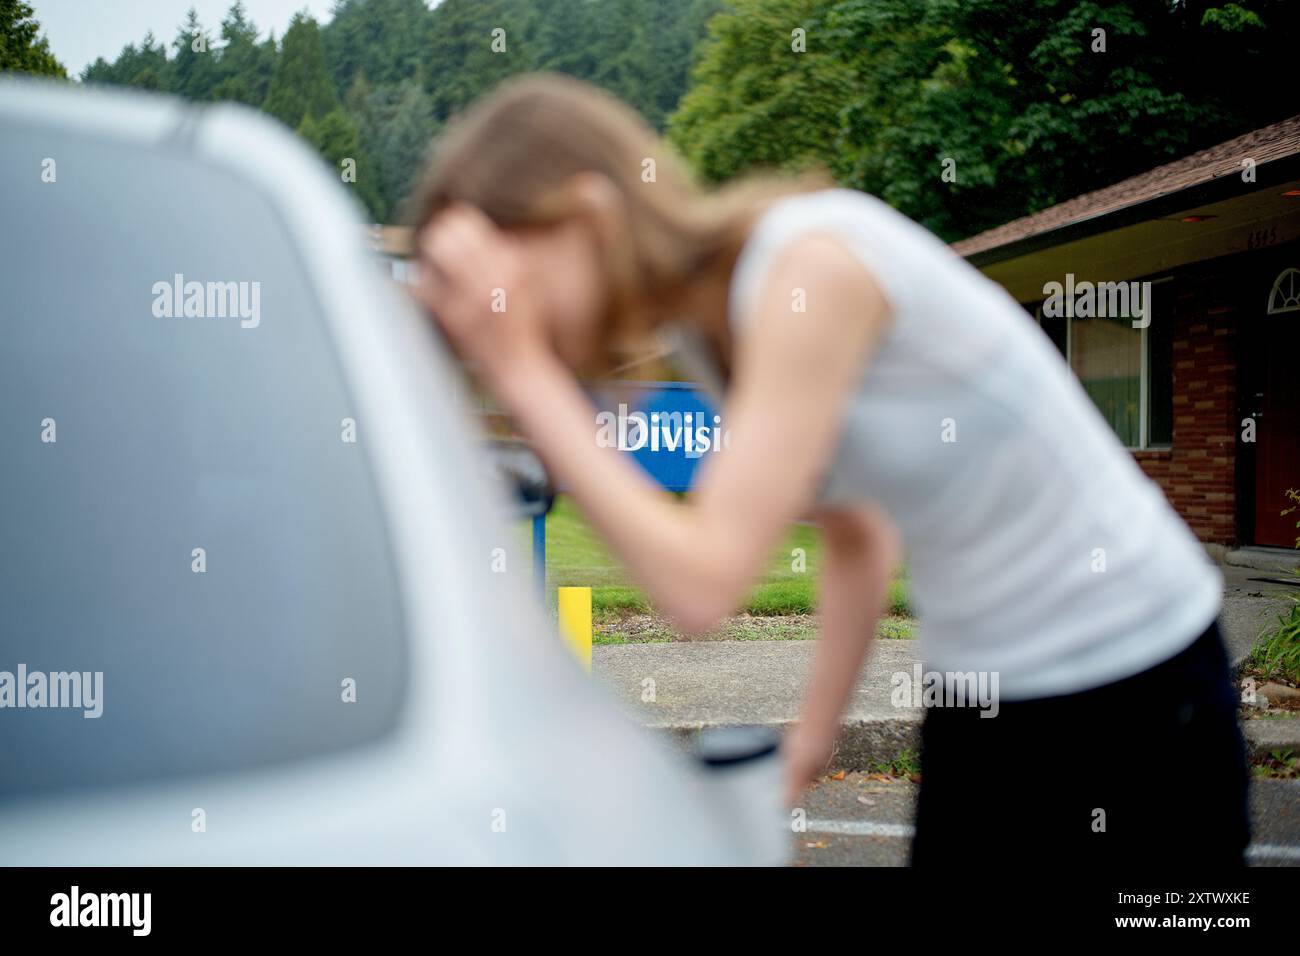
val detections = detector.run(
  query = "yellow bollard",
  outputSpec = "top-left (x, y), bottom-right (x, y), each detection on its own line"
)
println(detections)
top-left (557, 586), bottom-right (592, 673)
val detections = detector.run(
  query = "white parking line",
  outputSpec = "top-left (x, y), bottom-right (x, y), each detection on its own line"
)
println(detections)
top-left (804, 819), bottom-right (1300, 863)
top-left (803, 819), bottom-right (916, 838)
top-left (1246, 843), bottom-right (1300, 863)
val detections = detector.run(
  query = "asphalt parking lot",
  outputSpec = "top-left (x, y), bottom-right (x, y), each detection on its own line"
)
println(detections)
top-left (790, 772), bottom-right (1300, 867)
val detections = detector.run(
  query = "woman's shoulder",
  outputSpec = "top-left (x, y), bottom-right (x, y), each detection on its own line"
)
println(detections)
top-left (730, 188), bottom-right (914, 324)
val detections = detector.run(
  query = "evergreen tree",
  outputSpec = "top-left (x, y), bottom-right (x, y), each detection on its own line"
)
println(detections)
top-left (81, 32), bottom-right (170, 90)
top-left (527, 0), bottom-right (598, 86)
top-left (323, 0), bottom-right (433, 92)
top-left (371, 78), bottom-right (439, 220)
top-left (589, 0), bottom-right (652, 116)
top-left (263, 12), bottom-right (339, 129)
top-left (0, 0), bottom-right (66, 77)
top-left (26, 0), bottom-right (720, 222)
top-left (212, 2), bottom-right (274, 106)
top-left (425, 0), bottom-right (523, 121)
top-left (170, 7), bottom-right (219, 100)
top-left (300, 106), bottom-right (385, 219)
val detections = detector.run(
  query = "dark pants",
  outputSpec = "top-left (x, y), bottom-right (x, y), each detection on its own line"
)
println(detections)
top-left (911, 621), bottom-right (1250, 868)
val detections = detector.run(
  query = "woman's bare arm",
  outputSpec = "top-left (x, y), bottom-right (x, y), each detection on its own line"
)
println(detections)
top-left (783, 504), bottom-right (901, 804)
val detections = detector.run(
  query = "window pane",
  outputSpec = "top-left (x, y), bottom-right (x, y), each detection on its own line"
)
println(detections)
top-left (1147, 312), bottom-right (1174, 446)
top-left (0, 118), bottom-right (408, 798)
top-left (1070, 315), bottom-right (1141, 447)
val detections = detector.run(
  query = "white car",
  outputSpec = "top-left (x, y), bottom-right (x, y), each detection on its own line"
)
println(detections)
top-left (0, 79), bottom-right (785, 865)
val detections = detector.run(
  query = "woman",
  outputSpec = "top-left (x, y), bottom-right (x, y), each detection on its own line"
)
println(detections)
top-left (411, 74), bottom-right (1248, 866)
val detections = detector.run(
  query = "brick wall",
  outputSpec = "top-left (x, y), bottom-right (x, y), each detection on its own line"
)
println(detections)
top-left (1133, 281), bottom-right (1239, 546)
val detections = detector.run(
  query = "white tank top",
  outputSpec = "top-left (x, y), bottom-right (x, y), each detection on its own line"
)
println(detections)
top-left (672, 188), bottom-right (1222, 699)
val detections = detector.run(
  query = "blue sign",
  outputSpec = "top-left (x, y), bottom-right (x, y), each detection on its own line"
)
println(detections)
top-left (590, 381), bottom-right (726, 492)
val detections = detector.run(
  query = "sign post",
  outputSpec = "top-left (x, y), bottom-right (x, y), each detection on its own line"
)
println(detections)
top-left (532, 512), bottom-right (546, 599)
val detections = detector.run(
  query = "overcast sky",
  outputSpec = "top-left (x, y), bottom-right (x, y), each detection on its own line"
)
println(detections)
top-left (30, 1), bottom-right (346, 77)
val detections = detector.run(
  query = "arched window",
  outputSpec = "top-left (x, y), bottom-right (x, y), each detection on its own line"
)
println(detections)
top-left (1266, 267), bottom-right (1300, 314)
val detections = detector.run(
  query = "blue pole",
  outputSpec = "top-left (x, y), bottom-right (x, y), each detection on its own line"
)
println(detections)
top-left (532, 512), bottom-right (546, 599)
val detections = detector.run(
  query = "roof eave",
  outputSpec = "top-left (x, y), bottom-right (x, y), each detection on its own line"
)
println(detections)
top-left (961, 151), bottom-right (1300, 269)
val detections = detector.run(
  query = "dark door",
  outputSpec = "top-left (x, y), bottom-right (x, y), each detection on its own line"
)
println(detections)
top-left (1253, 311), bottom-right (1300, 547)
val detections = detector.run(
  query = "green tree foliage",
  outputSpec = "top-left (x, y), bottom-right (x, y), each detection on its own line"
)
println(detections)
top-left (66, 0), bottom-right (720, 221)
top-left (262, 12), bottom-right (338, 129)
top-left (81, 32), bottom-right (169, 89)
top-left (348, 75), bottom-right (439, 223)
top-left (211, 1), bottom-right (275, 106)
top-left (577, 0), bottom-right (725, 129)
top-left (670, 0), bottom-right (1300, 241)
top-left (0, 0), bottom-right (66, 77)
top-left (669, 0), bottom-right (858, 184)
top-left (324, 0), bottom-right (433, 91)
top-left (299, 107), bottom-right (385, 219)
top-left (423, 0), bottom-right (521, 120)
top-left (170, 7), bottom-right (220, 101)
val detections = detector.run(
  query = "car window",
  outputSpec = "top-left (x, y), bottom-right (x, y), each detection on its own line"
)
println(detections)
top-left (0, 110), bottom-right (408, 799)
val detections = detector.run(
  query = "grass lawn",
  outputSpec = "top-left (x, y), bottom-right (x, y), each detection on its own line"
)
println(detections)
top-left (525, 496), bottom-right (912, 640)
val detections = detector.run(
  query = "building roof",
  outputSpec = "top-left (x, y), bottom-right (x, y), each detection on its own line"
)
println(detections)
top-left (953, 114), bottom-right (1300, 259)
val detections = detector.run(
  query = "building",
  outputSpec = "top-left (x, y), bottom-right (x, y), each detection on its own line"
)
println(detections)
top-left (366, 224), bottom-right (417, 284)
top-left (956, 116), bottom-right (1300, 552)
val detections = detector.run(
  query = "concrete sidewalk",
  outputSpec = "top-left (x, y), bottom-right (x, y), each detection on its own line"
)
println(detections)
top-left (594, 639), bottom-right (925, 767)
top-left (1221, 562), bottom-right (1297, 665)
top-left (593, 569), bottom-right (1300, 768)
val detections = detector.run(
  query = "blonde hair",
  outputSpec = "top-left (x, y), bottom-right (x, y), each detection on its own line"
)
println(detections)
top-left (410, 72), bottom-right (828, 376)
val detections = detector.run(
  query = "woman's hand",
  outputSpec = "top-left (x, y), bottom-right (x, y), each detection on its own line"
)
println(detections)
top-left (413, 203), bottom-right (550, 385)
top-left (782, 723), bottom-right (834, 808)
